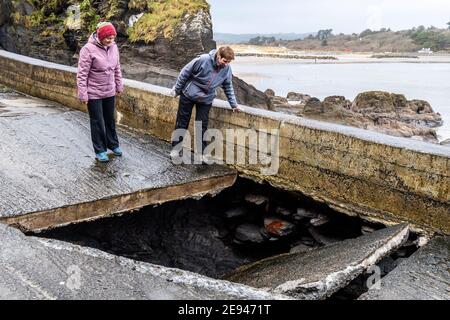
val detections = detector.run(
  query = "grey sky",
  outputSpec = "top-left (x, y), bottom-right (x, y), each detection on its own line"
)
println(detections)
top-left (208, 0), bottom-right (450, 34)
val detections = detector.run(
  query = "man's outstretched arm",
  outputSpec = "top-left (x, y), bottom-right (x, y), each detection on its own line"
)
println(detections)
top-left (221, 70), bottom-right (239, 109)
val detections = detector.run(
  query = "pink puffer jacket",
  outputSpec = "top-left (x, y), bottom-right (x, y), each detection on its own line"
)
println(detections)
top-left (77, 33), bottom-right (124, 102)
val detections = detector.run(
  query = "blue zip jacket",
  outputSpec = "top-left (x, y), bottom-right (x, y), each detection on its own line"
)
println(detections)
top-left (174, 49), bottom-right (238, 108)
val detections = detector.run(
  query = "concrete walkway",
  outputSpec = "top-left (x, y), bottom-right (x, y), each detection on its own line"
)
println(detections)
top-left (0, 92), bottom-right (236, 231)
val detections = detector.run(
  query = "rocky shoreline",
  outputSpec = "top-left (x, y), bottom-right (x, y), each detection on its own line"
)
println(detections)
top-left (370, 54), bottom-right (419, 59)
top-left (236, 52), bottom-right (337, 60)
top-left (265, 89), bottom-right (443, 143)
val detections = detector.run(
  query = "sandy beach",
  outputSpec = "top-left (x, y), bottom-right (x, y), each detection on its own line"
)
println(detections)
top-left (227, 44), bottom-right (450, 64)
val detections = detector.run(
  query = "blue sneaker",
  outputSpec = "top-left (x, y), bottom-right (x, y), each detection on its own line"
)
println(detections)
top-left (112, 147), bottom-right (123, 156)
top-left (96, 152), bottom-right (109, 162)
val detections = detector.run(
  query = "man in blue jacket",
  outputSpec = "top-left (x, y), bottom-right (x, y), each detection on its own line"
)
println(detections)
top-left (170, 46), bottom-right (241, 160)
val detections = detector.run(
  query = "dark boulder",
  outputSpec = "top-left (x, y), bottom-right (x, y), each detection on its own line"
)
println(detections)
top-left (322, 95), bottom-right (351, 112)
top-left (234, 224), bottom-right (266, 244)
top-left (217, 76), bottom-right (273, 110)
top-left (287, 91), bottom-right (311, 102)
top-left (303, 97), bottom-right (323, 113)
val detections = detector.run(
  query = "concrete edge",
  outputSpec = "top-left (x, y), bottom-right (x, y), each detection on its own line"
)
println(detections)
top-left (1, 174), bottom-right (237, 232)
top-left (34, 235), bottom-right (292, 300)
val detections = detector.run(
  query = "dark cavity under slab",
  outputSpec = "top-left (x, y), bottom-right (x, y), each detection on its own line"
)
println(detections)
top-left (39, 177), bottom-right (398, 281)
top-left (0, 93), bottom-right (236, 231)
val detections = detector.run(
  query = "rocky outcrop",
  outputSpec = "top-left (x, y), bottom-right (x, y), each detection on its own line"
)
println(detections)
top-left (287, 91), bottom-right (311, 103)
top-left (119, 8), bottom-right (216, 71)
top-left (323, 95), bottom-right (352, 112)
top-left (266, 89), bottom-right (303, 114)
top-left (0, 0), bottom-right (216, 68)
top-left (0, 0), bottom-right (271, 109)
top-left (268, 90), bottom-right (442, 142)
top-left (352, 91), bottom-right (443, 128)
top-left (303, 97), bottom-right (323, 113)
top-left (1, 1), bottom-right (81, 65)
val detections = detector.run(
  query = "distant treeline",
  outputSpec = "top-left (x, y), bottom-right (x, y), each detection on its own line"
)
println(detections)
top-left (215, 32), bottom-right (314, 44)
top-left (247, 25), bottom-right (450, 52)
top-left (408, 26), bottom-right (450, 51)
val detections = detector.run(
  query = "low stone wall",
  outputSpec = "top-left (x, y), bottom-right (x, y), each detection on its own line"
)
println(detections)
top-left (0, 50), bottom-right (449, 234)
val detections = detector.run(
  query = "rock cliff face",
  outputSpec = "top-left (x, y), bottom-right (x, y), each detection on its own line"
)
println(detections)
top-left (0, 0), bottom-right (271, 109)
top-left (269, 90), bottom-right (442, 142)
top-left (0, 0), bottom-right (216, 68)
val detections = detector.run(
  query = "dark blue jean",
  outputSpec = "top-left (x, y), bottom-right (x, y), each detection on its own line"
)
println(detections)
top-left (87, 96), bottom-right (119, 154)
top-left (172, 93), bottom-right (212, 153)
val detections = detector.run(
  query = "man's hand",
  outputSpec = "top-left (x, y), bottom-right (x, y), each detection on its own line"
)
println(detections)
top-left (231, 106), bottom-right (242, 113)
top-left (80, 99), bottom-right (88, 105)
top-left (170, 87), bottom-right (179, 98)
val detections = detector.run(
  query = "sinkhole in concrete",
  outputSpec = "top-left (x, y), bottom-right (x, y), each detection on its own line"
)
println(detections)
top-left (36, 177), bottom-right (419, 299)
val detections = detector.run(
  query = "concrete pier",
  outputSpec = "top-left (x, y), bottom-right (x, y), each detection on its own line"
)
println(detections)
top-left (0, 92), bottom-right (236, 231)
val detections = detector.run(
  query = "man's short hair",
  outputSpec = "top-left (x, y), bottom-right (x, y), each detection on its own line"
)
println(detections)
top-left (218, 46), bottom-right (235, 61)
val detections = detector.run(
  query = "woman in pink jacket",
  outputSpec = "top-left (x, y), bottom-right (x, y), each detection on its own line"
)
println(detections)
top-left (77, 22), bottom-right (124, 162)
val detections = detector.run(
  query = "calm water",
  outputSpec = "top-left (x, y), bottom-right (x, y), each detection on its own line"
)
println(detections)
top-left (232, 57), bottom-right (450, 141)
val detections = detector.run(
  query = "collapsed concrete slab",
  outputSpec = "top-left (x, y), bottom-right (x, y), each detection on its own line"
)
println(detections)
top-left (224, 224), bottom-right (409, 300)
top-left (359, 236), bottom-right (450, 300)
top-left (0, 223), bottom-right (289, 300)
top-left (0, 94), bottom-right (236, 231)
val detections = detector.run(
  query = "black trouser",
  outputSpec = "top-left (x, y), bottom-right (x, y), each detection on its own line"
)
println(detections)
top-left (172, 93), bottom-right (212, 153)
top-left (87, 96), bottom-right (119, 154)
